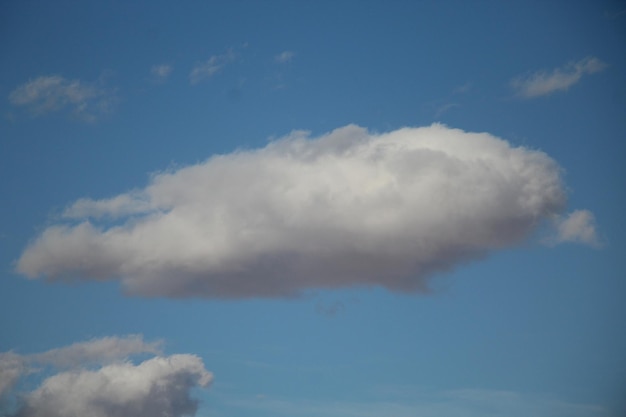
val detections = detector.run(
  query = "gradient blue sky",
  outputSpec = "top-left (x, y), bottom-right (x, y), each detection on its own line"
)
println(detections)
top-left (1, 1), bottom-right (625, 416)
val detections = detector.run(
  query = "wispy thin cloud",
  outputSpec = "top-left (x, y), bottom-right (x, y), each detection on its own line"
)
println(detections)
top-left (427, 83), bottom-right (471, 119)
top-left (511, 56), bottom-right (607, 98)
top-left (221, 388), bottom-right (610, 417)
top-left (30, 335), bottom-right (162, 368)
top-left (150, 64), bottom-right (172, 83)
top-left (275, 50), bottom-right (295, 63)
top-left (453, 82), bottom-right (472, 94)
top-left (16, 124), bottom-right (594, 299)
top-left (434, 102), bottom-right (459, 118)
top-left (8, 75), bottom-right (115, 121)
top-left (189, 50), bottom-right (236, 84)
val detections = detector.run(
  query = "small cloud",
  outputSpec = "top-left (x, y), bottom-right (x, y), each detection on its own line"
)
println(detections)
top-left (547, 210), bottom-right (601, 248)
top-left (511, 56), bottom-right (607, 98)
top-left (150, 64), bottom-right (172, 83)
top-left (275, 51), bottom-right (294, 64)
top-left (8, 75), bottom-right (115, 121)
top-left (434, 102), bottom-right (459, 118)
top-left (0, 336), bottom-right (212, 417)
top-left (189, 50), bottom-right (236, 85)
top-left (453, 82), bottom-right (472, 94)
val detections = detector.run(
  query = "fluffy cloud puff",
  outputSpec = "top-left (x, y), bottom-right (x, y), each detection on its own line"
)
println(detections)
top-left (12, 355), bottom-right (212, 417)
top-left (550, 209), bottom-right (601, 247)
top-left (0, 336), bottom-right (161, 397)
top-left (0, 336), bottom-right (212, 417)
top-left (17, 124), bottom-right (590, 298)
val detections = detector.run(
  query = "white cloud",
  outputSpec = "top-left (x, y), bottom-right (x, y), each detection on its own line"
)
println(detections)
top-left (0, 336), bottom-right (212, 417)
top-left (0, 335), bottom-right (161, 394)
top-left (547, 209), bottom-right (601, 247)
top-left (189, 50), bottom-right (236, 84)
top-left (150, 64), bottom-right (172, 83)
top-left (17, 124), bottom-right (591, 298)
top-left (275, 51), bottom-right (295, 63)
top-left (511, 56), bottom-right (607, 98)
top-left (8, 75), bottom-right (114, 121)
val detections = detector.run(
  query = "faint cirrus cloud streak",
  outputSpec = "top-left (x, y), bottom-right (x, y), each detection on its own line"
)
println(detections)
top-left (275, 51), bottom-right (295, 63)
top-left (189, 50), bottom-right (237, 84)
top-left (511, 56), bottom-right (607, 98)
top-left (8, 74), bottom-right (116, 121)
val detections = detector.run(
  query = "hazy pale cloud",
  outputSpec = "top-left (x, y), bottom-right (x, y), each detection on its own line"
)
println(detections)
top-left (511, 56), bottom-right (607, 98)
top-left (189, 50), bottom-right (236, 84)
top-left (17, 124), bottom-right (592, 298)
top-left (0, 336), bottom-right (212, 417)
top-left (275, 51), bottom-right (295, 63)
top-left (150, 64), bottom-right (173, 82)
top-left (8, 75), bottom-right (114, 121)
top-left (223, 388), bottom-right (610, 417)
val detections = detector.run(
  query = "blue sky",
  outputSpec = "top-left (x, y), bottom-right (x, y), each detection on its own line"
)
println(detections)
top-left (1, 1), bottom-right (625, 416)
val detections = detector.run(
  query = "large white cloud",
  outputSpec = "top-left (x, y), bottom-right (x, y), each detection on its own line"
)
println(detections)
top-left (17, 124), bottom-right (593, 298)
top-left (0, 336), bottom-right (213, 417)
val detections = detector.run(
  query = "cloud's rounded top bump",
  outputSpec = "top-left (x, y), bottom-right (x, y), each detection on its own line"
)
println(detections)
top-left (17, 124), bottom-right (587, 298)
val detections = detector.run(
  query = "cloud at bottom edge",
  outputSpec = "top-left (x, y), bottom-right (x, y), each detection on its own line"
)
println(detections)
top-left (0, 336), bottom-right (212, 417)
